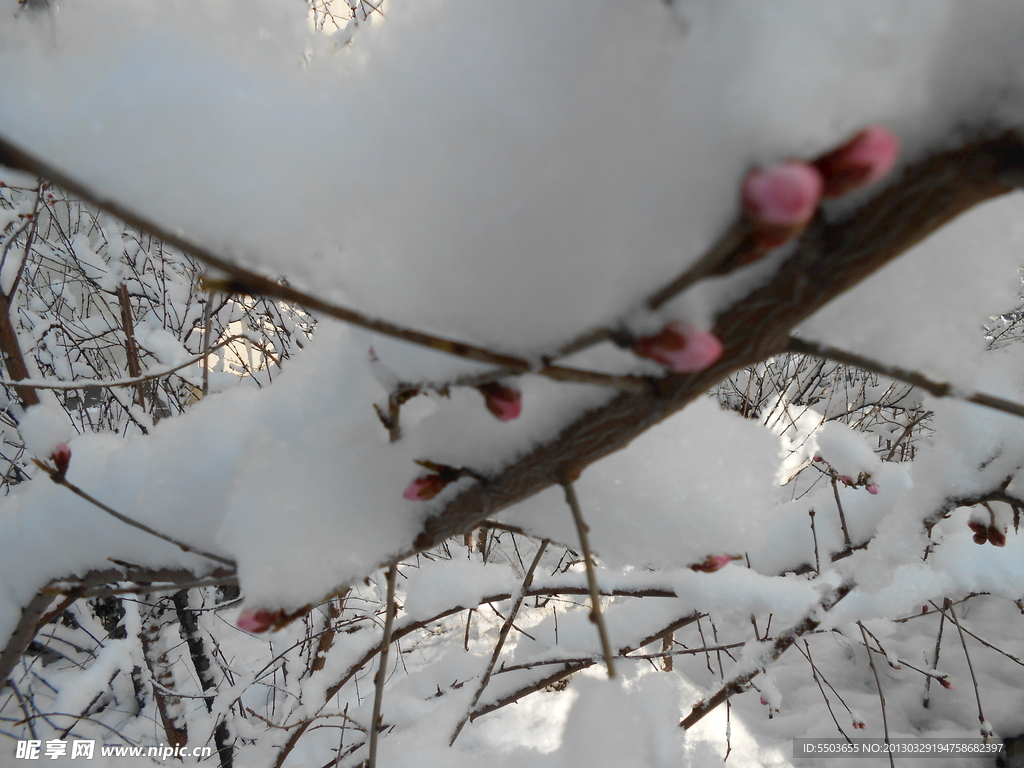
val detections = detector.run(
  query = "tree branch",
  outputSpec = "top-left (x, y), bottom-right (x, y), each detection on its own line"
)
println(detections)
top-left (410, 132), bottom-right (1024, 557)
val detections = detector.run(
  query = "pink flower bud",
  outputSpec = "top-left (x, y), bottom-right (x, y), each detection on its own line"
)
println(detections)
top-left (478, 382), bottom-right (522, 421)
top-left (939, 677), bottom-right (954, 690)
top-left (814, 125), bottom-right (900, 198)
top-left (812, 455), bottom-right (824, 463)
top-left (988, 527), bottom-right (1007, 548)
top-left (866, 483), bottom-right (880, 495)
top-left (741, 160), bottom-right (823, 230)
top-left (690, 554), bottom-right (737, 573)
top-left (632, 322), bottom-right (724, 374)
top-left (839, 475), bottom-right (854, 487)
top-left (852, 720), bottom-right (866, 730)
top-left (50, 443), bottom-right (71, 476)
top-left (403, 474), bottom-right (450, 501)
top-left (760, 696), bottom-right (769, 706)
top-left (973, 531), bottom-right (988, 545)
top-left (237, 609), bottom-right (283, 633)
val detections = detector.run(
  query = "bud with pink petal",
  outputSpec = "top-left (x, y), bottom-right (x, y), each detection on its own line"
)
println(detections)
top-left (839, 475), bottom-right (854, 487)
top-left (237, 609), bottom-right (284, 633)
top-left (690, 554), bottom-right (738, 573)
top-left (866, 483), bottom-right (880, 495)
top-left (50, 443), bottom-right (71, 477)
top-left (939, 677), bottom-right (954, 690)
top-left (814, 125), bottom-right (901, 198)
top-left (632, 322), bottom-right (723, 374)
top-left (403, 474), bottom-right (451, 501)
top-left (478, 382), bottom-right (522, 421)
top-left (852, 720), bottom-right (867, 730)
top-left (740, 160), bottom-right (823, 250)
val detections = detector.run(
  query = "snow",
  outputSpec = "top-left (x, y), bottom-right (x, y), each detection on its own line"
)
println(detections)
top-left (3, 0), bottom-right (1024, 765)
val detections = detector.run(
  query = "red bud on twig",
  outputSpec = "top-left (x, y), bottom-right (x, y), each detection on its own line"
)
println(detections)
top-left (403, 473), bottom-right (451, 501)
top-left (478, 382), bottom-right (522, 421)
top-left (632, 322), bottom-right (724, 374)
top-left (987, 526), bottom-right (1007, 547)
top-left (814, 125), bottom-right (901, 198)
top-left (237, 609), bottom-right (285, 633)
top-left (742, 160), bottom-right (823, 230)
top-left (690, 554), bottom-right (739, 573)
top-left (50, 443), bottom-right (71, 478)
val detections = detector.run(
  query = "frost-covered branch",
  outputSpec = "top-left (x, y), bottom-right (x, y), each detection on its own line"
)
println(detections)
top-left (680, 581), bottom-right (854, 730)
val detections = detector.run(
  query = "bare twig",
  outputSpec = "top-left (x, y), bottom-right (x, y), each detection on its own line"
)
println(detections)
top-left (367, 563), bottom-right (398, 768)
top-left (450, 539), bottom-right (549, 745)
top-left (202, 293), bottom-right (213, 397)
top-left (858, 622), bottom-right (894, 768)
top-left (117, 283), bottom-right (146, 408)
top-left (809, 509), bottom-right (820, 576)
top-left (937, 598), bottom-right (993, 739)
top-left (830, 476), bottom-right (853, 551)
top-left (32, 460), bottom-right (235, 566)
top-left (797, 641), bottom-right (851, 743)
top-left (561, 478), bottom-right (615, 678)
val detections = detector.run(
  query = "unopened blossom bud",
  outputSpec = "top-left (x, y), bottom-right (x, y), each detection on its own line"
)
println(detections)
top-left (632, 322), bottom-right (724, 374)
top-left (967, 519), bottom-right (988, 535)
top-left (973, 531), bottom-right (988, 545)
top-left (742, 160), bottom-right (823, 234)
top-left (939, 677), bottom-right (954, 690)
top-left (814, 125), bottom-right (900, 198)
top-left (50, 443), bottom-right (71, 477)
top-left (852, 721), bottom-right (867, 730)
top-left (237, 609), bottom-right (283, 633)
top-left (690, 554), bottom-right (737, 573)
top-left (866, 483), bottom-right (880, 495)
top-left (839, 475), bottom-right (854, 487)
top-left (403, 473), bottom-right (451, 501)
top-left (987, 527), bottom-right (1007, 547)
top-left (478, 382), bottom-right (522, 421)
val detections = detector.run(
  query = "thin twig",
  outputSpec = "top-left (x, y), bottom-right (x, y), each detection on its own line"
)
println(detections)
top-left (797, 641), bottom-right (851, 743)
top-left (809, 509), bottom-right (820, 576)
top-left (858, 622), bottom-right (894, 768)
top-left (367, 563), bottom-right (398, 768)
top-left (830, 477), bottom-right (852, 551)
top-left (32, 460), bottom-right (235, 567)
top-left (450, 539), bottom-right (549, 745)
top-left (924, 606), bottom-right (945, 709)
top-left (561, 477), bottom-right (615, 678)
top-left (202, 293), bottom-right (213, 397)
top-left (938, 598), bottom-right (993, 739)
top-left (927, 599), bottom-right (1024, 668)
